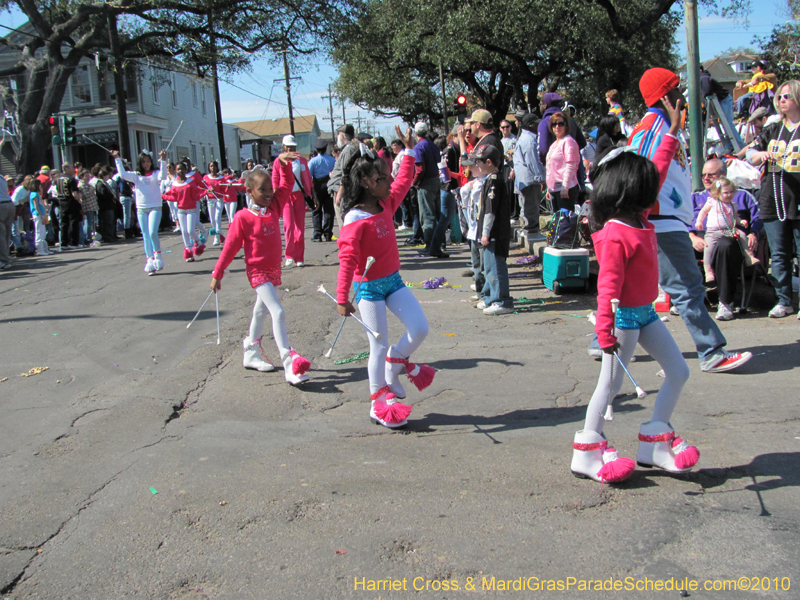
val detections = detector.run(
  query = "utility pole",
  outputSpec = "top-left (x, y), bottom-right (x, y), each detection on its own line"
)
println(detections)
top-left (439, 57), bottom-right (449, 132)
top-left (322, 84), bottom-right (335, 140)
top-left (355, 112), bottom-right (362, 133)
top-left (107, 11), bottom-right (131, 161)
top-left (282, 47), bottom-right (295, 135)
top-left (209, 14), bottom-right (227, 169)
top-left (341, 97), bottom-right (346, 125)
top-left (685, 0), bottom-right (704, 191)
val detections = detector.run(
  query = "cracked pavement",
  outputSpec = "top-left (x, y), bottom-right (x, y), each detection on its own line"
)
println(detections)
top-left (1, 225), bottom-right (798, 599)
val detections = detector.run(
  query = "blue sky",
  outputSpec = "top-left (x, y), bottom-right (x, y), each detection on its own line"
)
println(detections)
top-left (1, 0), bottom-right (793, 135)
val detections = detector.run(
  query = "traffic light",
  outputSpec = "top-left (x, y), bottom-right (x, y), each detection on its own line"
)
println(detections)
top-left (63, 116), bottom-right (77, 145)
top-left (50, 115), bottom-right (62, 146)
top-left (453, 94), bottom-right (468, 124)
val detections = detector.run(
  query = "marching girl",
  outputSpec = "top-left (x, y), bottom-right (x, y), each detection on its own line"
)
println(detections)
top-left (220, 168), bottom-right (243, 224)
top-left (113, 149), bottom-right (168, 275)
top-left (210, 151), bottom-right (311, 386)
top-left (336, 125), bottom-right (434, 428)
top-left (26, 176), bottom-right (53, 256)
top-left (161, 162), bottom-right (180, 232)
top-left (162, 162), bottom-right (206, 262)
top-left (571, 96), bottom-right (698, 484)
top-left (180, 157), bottom-right (208, 245)
top-left (203, 161), bottom-right (226, 246)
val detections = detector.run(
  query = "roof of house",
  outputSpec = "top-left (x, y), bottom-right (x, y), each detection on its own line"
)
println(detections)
top-left (701, 57), bottom-right (741, 84)
top-left (229, 115), bottom-right (319, 138)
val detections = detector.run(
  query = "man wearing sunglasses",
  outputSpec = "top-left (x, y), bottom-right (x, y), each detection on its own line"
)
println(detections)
top-left (629, 67), bottom-right (752, 373)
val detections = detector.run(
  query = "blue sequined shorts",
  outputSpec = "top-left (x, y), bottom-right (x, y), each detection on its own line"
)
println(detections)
top-left (355, 271), bottom-right (405, 302)
top-left (616, 304), bottom-right (659, 330)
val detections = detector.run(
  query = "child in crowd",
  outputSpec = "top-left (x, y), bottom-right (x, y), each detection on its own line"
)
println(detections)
top-left (113, 149), bottom-right (168, 274)
top-left (203, 161), bottom-right (226, 246)
top-left (161, 163), bottom-right (180, 232)
top-left (463, 145), bottom-right (514, 315)
top-left (573, 101), bottom-right (698, 483)
top-left (694, 176), bottom-right (758, 284)
top-left (336, 126), bottom-right (434, 428)
top-left (162, 162), bottom-right (206, 262)
top-left (220, 168), bottom-right (243, 225)
top-left (78, 169), bottom-right (100, 247)
top-left (26, 176), bottom-right (52, 256)
top-left (210, 151), bottom-right (311, 386)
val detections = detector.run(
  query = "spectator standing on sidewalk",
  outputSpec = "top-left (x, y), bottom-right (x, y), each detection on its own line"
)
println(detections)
top-left (513, 113), bottom-right (546, 240)
top-left (412, 122), bottom-right (445, 257)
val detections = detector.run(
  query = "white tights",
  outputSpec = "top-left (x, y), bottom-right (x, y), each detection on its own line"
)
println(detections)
top-left (177, 211), bottom-right (200, 248)
top-left (209, 199), bottom-right (223, 233)
top-left (249, 282), bottom-right (290, 354)
top-left (584, 319), bottom-right (690, 435)
top-left (357, 286), bottom-right (429, 394)
top-left (225, 201), bottom-right (237, 224)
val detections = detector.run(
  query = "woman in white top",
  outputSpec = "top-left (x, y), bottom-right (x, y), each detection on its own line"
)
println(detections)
top-left (113, 149), bottom-right (168, 274)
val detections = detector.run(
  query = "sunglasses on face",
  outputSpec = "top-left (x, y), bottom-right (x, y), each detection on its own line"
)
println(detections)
top-left (779, 93), bottom-right (794, 101)
top-left (500, 125), bottom-right (511, 129)
top-left (551, 121), bottom-right (567, 128)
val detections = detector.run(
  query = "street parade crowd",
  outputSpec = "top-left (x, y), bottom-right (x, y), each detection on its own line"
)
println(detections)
top-left (1, 64), bottom-right (799, 484)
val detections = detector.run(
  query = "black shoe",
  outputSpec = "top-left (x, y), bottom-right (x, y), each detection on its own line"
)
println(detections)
top-left (323, 234), bottom-right (333, 242)
top-left (312, 236), bottom-right (322, 242)
top-left (428, 251), bottom-right (450, 259)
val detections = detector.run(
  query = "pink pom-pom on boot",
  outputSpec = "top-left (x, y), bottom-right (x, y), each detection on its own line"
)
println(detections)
top-left (672, 437), bottom-right (700, 470)
top-left (370, 386), bottom-right (411, 428)
top-left (387, 356), bottom-right (435, 391)
top-left (597, 448), bottom-right (636, 483)
top-left (289, 350), bottom-right (311, 376)
top-left (193, 242), bottom-right (206, 257)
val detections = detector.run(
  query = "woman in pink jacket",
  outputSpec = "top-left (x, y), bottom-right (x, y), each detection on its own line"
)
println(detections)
top-left (272, 135), bottom-right (314, 267)
top-left (545, 111), bottom-right (581, 213)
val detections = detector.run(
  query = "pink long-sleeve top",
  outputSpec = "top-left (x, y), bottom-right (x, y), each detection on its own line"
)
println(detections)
top-left (162, 180), bottom-right (204, 210)
top-left (272, 156), bottom-right (313, 205)
top-left (592, 134), bottom-right (678, 348)
top-left (202, 174), bottom-right (227, 202)
top-left (211, 161), bottom-right (294, 285)
top-left (219, 176), bottom-right (244, 203)
top-left (545, 135), bottom-right (580, 191)
top-left (335, 152), bottom-right (415, 303)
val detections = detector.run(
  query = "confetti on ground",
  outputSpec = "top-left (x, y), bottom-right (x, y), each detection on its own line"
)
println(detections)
top-left (219, 500), bottom-right (227, 506)
top-left (515, 255), bottom-right (539, 264)
top-left (442, 333), bottom-right (456, 337)
top-left (21, 366), bottom-right (49, 377)
top-left (0, 377), bottom-right (8, 383)
top-left (165, 250), bottom-right (172, 253)
top-left (149, 487), bottom-right (158, 495)
top-left (509, 272), bottom-right (537, 278)
top-left (419, 300), bottom-right (444, 304)
top-left (335, 550), bottom-right (347, 555)
top-left (333, 351), bottom-right (369, 365)
top-left (516, 297), bottom-right (546, 306)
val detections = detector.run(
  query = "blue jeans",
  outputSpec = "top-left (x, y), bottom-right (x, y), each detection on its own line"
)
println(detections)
top-left (431, 190), bottom-right (457, 252)
top-left (718, 95), bottom-right (745, 152)
top-left (481, 240), bottom-right (512, 308)
top-left (80, 211), bottom-right (97, 245)
top-left (120, 196), bottom-right (133, 229)
top-left (137, 207), bottom-right (162, 258)
top-left (762, 218), bottom-right (800, 306)
top-left (656, 230), bottom-right (726, 363)
top-left (470, 239), bottom-right (485, 296)
top-left (417, 176), bottom-right (440, 246)
top-left (11, 215), bottom-right (23, 248)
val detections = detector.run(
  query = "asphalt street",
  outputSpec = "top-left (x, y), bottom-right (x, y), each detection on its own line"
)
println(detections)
top-left (0, 219), bottom-right (798, 600)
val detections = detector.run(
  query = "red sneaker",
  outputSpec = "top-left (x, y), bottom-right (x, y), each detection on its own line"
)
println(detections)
top-left (701, 350), bottom-right (752, 373)
top-left (193, 243), bottom-right (206, 257)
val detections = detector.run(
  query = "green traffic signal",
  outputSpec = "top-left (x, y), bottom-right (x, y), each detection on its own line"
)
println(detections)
top-left (52, 135), bottom-right (63, 146)
top-left (63, 116), bottom-right (77, 145)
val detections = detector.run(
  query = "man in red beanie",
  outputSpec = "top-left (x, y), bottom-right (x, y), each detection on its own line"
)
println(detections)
top-left (627, 67), bottom-right (752, 374)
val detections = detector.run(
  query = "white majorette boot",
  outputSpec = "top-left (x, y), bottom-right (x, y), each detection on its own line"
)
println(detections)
top-left (385, 352), bottom-right (435, 392)
top-left (281, 349), bottom-right (310, 385)
top-left (152, 250), bottom-right (164, 271)
top-left (144, 256), bottom-right (156, 275)
top-left (385, 346), bottom-right (408, 399)
top-left (571, 430), bottom-right (635, 483)
top-left (369, 385), bottom-right (412, 428)
top-left (243, 337), bottom-right (274, 372)
top-left (637, 421), bottom-right (700, 472)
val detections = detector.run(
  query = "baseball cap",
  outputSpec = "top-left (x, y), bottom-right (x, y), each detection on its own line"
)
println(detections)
top-left (40, 165), bottom-right (51, 173)
top-left (414, 121), bottom-right (428, 135)
top-left (282, 135), bottom-right (297, 147)
top-left (461, 143), bottom-right (502, 166)
top-left (465, 109), bottom-right (493, 126)
top-left (337, 124), bottom-right (355, 138)
top-left (357, 132), bottom-right (373, 142)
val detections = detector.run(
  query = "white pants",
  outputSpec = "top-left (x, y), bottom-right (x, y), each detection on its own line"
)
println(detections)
top-left (357, 286), bottom-right (429, 394)
top-left (249, 282), bottom-right (290, 353)
top-left (177, 211), bottom-right (201, 248)
top-left (209, 199), bottom-right (223, 233)
top-left (225, 201), bottom-right (237, 224)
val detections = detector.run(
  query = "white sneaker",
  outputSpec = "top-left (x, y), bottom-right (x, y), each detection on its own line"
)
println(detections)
top-left (470, 294), bottom-right (480, 301)
top-left (397, 224), bottom-right (409, 231)
top-left (768, 304), bottom-right (793, 318)
top-left (144, 257), bottom-right (156, 275)
top-left (483, 304), bottom-right (514, 315)
top-left (476, 300), bottom-right (486, 310)
top-left (669, 305), bottom-right (680, 316)
top-left (296, 262), bottom-right (304, 267)
top-left (284, 258), bottom-right (295, 268)
top-left (715, 302), bottom-right (733, 321)
top-left (470, 283), bottom-right (477, 291)
top-left (212, 235), bottom-right (220, 246)
top-left (243, 337), bottom-right (275, 372)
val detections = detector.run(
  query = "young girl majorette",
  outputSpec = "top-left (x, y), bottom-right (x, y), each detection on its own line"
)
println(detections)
top-left (26, 176), bottom-right (53, 255)
top-left (336, 126), bottom-right (434, 428)
top-left (180, 157), bottom-right (208, 245)
top-left (203, 161), bottom-right (226, 246)
top-left (162, 163), bottom-right (206, 262)
top-left (113, 149), bottom-right (168, 275)
top-left (220, 168), bottom-right (243, 225)
top-left (572, 98), bottom-right (699, 483)
top-left (161, 162), bottom-right (180, 232)
top-left (210, 151), bottom-right (311, 385)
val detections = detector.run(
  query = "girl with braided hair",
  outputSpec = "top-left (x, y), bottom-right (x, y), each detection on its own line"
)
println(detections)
top-left (335, 125), bottom-right (435, 428)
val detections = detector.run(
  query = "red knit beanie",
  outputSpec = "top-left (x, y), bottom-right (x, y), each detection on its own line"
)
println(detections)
top-left (639, 68), bottom-right (680, 107)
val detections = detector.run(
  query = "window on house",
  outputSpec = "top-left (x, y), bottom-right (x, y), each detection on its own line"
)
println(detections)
top-left (201, 146), bottom-right (207, 166)
top-left (151, 68), bottom-right (160, 104)
top-left (191, 144), bottom-right (197, 167)
top-left (136, 131), bottom-right (146, 155)
top-left (70, 64), bottom-right (92, 106)
top-left (170, 73), bottom-right (178, 108)
top-left (98, 64), bottom-right (139, 104)
top-left (201, 87), bottom-right (207, 116)
top-left (192, 82), bottom-right (198, 107)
